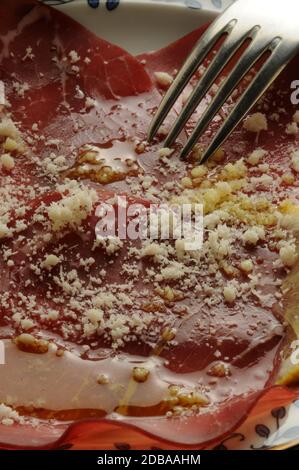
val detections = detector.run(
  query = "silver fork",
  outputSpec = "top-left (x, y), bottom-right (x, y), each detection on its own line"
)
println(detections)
top-left (148, 0), bottom-right (299, 164)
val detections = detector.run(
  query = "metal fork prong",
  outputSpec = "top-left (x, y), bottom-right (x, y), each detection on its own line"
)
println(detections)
top-left (164, 25), bottom-right (260, 148)
top-left (147, 16), bottom-right (237, 142)
top-left (181, 38), bottom-right (294, 163)
top-left (179, 37), bottom-right (274, 161)
top-left (196, 40), bottom-right (297, 164)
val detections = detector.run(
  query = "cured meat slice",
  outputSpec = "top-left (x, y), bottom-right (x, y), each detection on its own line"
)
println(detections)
top-left (0, 0), bottom-right (299, 450)
top-left (0, 180), bottom-right (289, 446)
top-left (0, 0), bottom-right (160, 195)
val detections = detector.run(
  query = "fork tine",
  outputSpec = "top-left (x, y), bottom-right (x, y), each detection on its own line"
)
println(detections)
top-left (196, 41), bottom-right (298, 164)
top-left (178, 36), bottom-right (275, 161)
top-left (147, 15), bottom-right (237, 142)
top-left (164, 24), bottom-right (260, 148)
top-left (180, 37), bottom-right (295, 162)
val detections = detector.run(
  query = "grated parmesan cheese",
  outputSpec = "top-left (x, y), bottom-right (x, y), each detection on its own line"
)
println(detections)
top-left (243, 113), bottom-right (268, 133)
top-left (12, 81), bottom-right (29, 98)
top-left (48, 186), bottom-right (98, 232)
top-left (242, 227), bottom-right (265, 246)
top-left (85, 97), bottom-right (96, 109)
top-left (291, 150), bottom-right (299, 173)
top-left (0, 118), bottom-right (21, 140)
top-left (0, 404), bottom-right (23, 426)
top-left (293, 111), bottom-right (299, 123)
top-left (286, 122), bottom-right (298, 135)
top-left (191, 165), bottom-right (208, 179)
top-left (42, 254), bottom-right (61, 270)
top-left (223, 284), bottom-right (237, 303)
top-left (0, 153), bottom-right (15, 170)
top-left (158, 147), bottom-right (174, 158)
top-left (69, 50), bottom-right (80, 64)
top-left (154, 71), bottom-right (173, 88)
top-left (3, 137), bottom-right (22, 153)
top-left (156, 262), bottom-right (185, 281)
top-left (247, 148), bottom-right (267, 166)
top-left (132, 367), bottom-right (150, 383)
top-left (85, 308), bottom-right (103, 324)
top-left (20, 318), bottom-right (35, 330)
top-left (279, 243), bottom-right (298, 267)
top-left (0, 223), bottom-right (11, 239)
top-left (240, 259), bottom-right (253, 273)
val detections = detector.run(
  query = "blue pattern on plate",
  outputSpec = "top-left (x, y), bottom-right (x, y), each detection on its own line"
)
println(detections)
top-left (40, 0), bottom-right (235, 12)
top-left (87, 0), bottom-right (100, 8)
top-left (40, 0), bottom-right (76, 5)
top-left (106, 0), bottom-right (120, 11)
top-left (185, 0), bottom-right (202, 10)
top-left (41, 0), bottom-right (120, 10)
top-left (211, 0), bottom-right (223, 8)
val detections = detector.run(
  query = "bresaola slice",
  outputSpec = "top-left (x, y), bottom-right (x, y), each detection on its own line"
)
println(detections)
top-left (0, 0), bottom-right (158, 221)
top-left (0, 182), bottom-right (287, 446)
top-left (0, 184), bottom-right (283, 370)
top-left (0, 0), bottom-right (151, 101)
top-left (0, 0), bottom-right (166, 195)
top-left (0, 0), bottom-right (299, 450)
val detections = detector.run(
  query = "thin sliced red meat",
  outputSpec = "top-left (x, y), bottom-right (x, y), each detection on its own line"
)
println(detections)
top-left (0, 0), bottom-right (298, 449)
top-left (0, 185), bottom-right (287, 446)
top-left (0, 0), bottom-right (161, 195)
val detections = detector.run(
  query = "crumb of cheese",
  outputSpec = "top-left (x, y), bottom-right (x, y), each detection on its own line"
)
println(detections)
top-left (223, 285), bottom-right (237, 303)
top-left (157, 262), bottom-right (185, 281)
top-left (97, 374), bottom-right (109, 385)
top-left (158, 147), bottom-right (174, 158)
top-left (293, 111), bottom-right (299, 123)
top-left (0, 118), bottom-right (21, 140)
top-left (0, 223), bottom-right (11, 239)
top-left (240, 259), bottom-right (253, 273)
top-left (280, 244), bottom-right (298, 267)
top-left (242, 227), bottom-right (265, 245)
top-left (0, 404), bottom-right (23, 426)
top-left (85, 97), bottom-right (96, 109)
top-left (247, 148), bottom-right (267, 166)
top-left (181, 176), bottom-right (193, 188)
top-left (86, 308), bottom-right (103, 324)
top-left (132, 367), bottom-right (150, 383)
top-left (13, 334), bottom-right (49, 354)
top-left (191, 165), bottom-right (208, 179)
top-left (282, 173), bottom-right (295, 185)
top-left (211, 148), bottom-right (225, 163)
top-left (243, 113), bottom-right (268, 133)
top-left (42, 254), bottom-right (61, 270)
top-left (20, 318), bottom-right (35, 330)
top-left (69, 50), bottom-right (80, 64)
top-left (291, 150), bottom-right (299, 173)
top-left (48, 187), bottom-right (98, 232)
top-left (3, 137), bottom-right (21, 153)
top-left (0, 153), bottom-right (15, 170)
top-left (154, 71), bottom-right (173, 88)
top-left (286, 122), bottom-right (298, 135)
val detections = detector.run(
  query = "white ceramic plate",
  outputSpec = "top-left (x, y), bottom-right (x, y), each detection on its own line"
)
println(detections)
top-left (48, 0), bottom-right (221, 54)
top-left (39, 0), bottom-right (299, 450)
